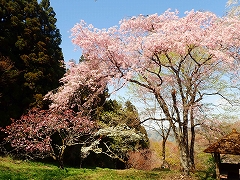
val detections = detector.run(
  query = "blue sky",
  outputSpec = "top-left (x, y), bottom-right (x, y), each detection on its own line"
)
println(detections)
top-left (49, 0), bottom-right (228, 63)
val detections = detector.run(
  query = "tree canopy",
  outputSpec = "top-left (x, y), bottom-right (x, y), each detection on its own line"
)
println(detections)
top-left (64, 10), bottom-right (240, 173)
top-left (0, 0), bottom-right (65, 127)
top-left (3, 108), bottom-right (96, 169)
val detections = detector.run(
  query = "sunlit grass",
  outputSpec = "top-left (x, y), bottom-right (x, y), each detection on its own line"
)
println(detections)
top-left (0, 156), bottom-right (204, 180)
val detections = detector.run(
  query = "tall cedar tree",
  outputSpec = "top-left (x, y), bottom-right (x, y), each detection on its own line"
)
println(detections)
top-left (0, 0), bottom-right (65, 127)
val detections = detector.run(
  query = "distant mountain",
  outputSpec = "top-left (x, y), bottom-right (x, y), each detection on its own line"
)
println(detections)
top-left (146, 129), bottom-right (175, 142)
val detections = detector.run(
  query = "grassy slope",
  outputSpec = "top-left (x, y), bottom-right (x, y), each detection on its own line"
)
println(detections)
top-left (0, 156), bottom-right (204, 180)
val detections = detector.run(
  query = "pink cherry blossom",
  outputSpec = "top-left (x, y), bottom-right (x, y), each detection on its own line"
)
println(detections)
top-left (61, 10), bottom-right (240, 173)
top-left (2, 108), bottom-right (96, 169)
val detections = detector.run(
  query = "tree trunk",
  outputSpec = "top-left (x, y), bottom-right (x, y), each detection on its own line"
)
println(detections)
top-left (161, 138), bottom-right (170, 169)
top-left (79, 147), bottom-right (83, 168)
top-left (214, 153), bottom-right (221, 180)
top-left (154, 92), bottom-right (195, 174)
top-left (189, 126), bottom-right (195, 170)
top-left (58, 145), bottom-right (66, 169)
top-left (162, 138), bottom-right (166, 161)
top-left (189, 106), bottom-right (195, 170)
top-left (58, 157), bottom-right (64, 169)
top-left (178, 141), bottom-right (191, 174)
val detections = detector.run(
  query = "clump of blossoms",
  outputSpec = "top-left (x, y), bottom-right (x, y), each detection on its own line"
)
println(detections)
top-left (81, 124), bottom-right (147, 163)
top-left (1, 108), bottom-right (96, 169)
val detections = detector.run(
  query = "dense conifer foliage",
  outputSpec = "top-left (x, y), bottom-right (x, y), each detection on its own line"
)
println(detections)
top-left (0, 0), bottom-right (65, 127)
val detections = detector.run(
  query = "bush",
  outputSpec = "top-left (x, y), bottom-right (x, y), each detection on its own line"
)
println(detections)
top-left (126, 149), bottom-right (153, 170)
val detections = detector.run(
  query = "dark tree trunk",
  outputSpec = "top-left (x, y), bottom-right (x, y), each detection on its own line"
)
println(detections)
top-left (189, 125), bottom-right (195, 170)
top-left (189, 106), bottom-right (196, 170)
top-left (214, 153), bottom-right (221, 180)
top-left (58, 145), bottom-right (66, 169)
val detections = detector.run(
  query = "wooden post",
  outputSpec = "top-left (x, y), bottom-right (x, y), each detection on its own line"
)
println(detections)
top-left (214, 153), bottom-right (221, 180)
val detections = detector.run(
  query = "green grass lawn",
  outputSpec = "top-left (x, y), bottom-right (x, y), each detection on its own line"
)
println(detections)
top-left (0, 156), bottom-right (207, 180)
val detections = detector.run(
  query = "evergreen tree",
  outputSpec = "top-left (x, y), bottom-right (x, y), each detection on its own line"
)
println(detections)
top-left (100, 99), bottom-right (149, 149)
top-left (0, 0), bottom-right (65, 127)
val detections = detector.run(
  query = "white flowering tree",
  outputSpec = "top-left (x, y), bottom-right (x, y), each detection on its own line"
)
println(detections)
top-left (81, 124), bottom-right (147, 164)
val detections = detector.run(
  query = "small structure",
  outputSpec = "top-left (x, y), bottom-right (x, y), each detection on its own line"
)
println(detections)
top-left (204, 129), bottom-right (240, 180)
